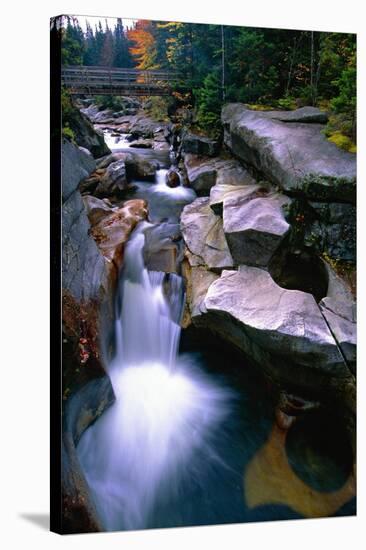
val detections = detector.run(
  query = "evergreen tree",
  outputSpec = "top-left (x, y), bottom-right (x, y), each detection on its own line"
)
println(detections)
top-left (59, 16), bottom-right (356, 140)
top-left (61, 19), bottom-right (84, 65)
top-left (196, 71), bottom-right (222, 135)
top-left (99, 21), bottom-right (114, 66)
top-left (113, 18), bottom-right (132, 67)
top-left (83, 21), bottom-right (98, 65)
top-left (94, 21), bottom-right (105, 65)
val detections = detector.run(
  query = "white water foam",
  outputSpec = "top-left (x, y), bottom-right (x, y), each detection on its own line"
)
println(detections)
top-left (77, 224), bottom-right (232, 531)
top-left (151, 168), bottom-right (197, 201)
top-left (103, 130), bottom-right (131, 151)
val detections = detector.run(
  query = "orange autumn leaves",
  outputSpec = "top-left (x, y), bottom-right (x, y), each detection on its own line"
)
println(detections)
top-left (127, 20), bottom-right (180, 70)
top-left (127, 20), bottom-right (158, 70)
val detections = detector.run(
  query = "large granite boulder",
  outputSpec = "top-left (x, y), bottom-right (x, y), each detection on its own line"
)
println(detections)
top-left (222, 103), bottom-right (356, 204)
top-left (183, 155), bottom-right (218, 195)
top-left (82, 196), bottom-right (117, 226)
top-left (181, 197), bottom-right (234, 271)
top-left (62, 140), bottom-right (115, 532)
top-left (181, 132), bottom-right (219, 157)
top-left (62, 376), bottom-right (115, 533)
top-left (62, 142), bottom-right (110, 312)
top-left (124, 156), bottom-right (159, 180)
top-left (184, 154), bottom-right (256, 196)
top-left (89, 199), bottom-right (148, 268)
top-left (210, 183), bottom-right (263, 216)
top-left (68, 107), bottom-right (110, 157)
top-left (209, 182), bottom-right (260, 215)
top-left (215, 158), bottom-right (257, 187)
top-left (199, 267), bottom-right (350, 378)
top-left (96, 151), bottom-right (134, 169)
top-left (223, 192), bottom-right (291, 267)
top-left (95, 159), bottom-right (128, 196)
top-left (62, 140), bottom-right (96, 202)
top-left (142, 221), bottom-right (182, 273)
top-left (319, 262), bottom-right (356, 374)
top-left (81, 105), bottom-right (116, 124)
top-left (128, 138), bottom-right (154, 148)
top-left (81, 98), bottom-right (141, 124)
top-left (263, 106), bottom-right (329, 124)
top-left (95, 151), bottom-right (159, 182)
top-left (166, 168), bottom-right (181, 188)
top-left (129, 115), bottom-right (168, 138)
top-left (304, 201), bottom-right (356, 262)
top-left (182, 263), bottom-right (219, 325)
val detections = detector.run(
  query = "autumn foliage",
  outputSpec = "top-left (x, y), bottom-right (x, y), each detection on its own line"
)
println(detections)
top-left (127, 20), bottom-right (158, 69)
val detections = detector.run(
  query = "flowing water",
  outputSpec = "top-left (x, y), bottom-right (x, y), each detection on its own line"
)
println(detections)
top-left (77, 224), bottom-right (234, 531)
top-left (76, 133), bottom-right (355, 532)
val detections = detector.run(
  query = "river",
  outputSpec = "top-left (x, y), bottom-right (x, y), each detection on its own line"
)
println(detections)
top-left (76, 129), bottom-right (356, 531)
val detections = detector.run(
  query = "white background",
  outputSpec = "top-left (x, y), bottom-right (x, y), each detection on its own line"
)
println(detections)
top-left (0, 0), bottom-right (364, 548)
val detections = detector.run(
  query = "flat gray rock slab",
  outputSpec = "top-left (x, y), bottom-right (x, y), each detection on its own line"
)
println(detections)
top-left (262, 106), bottom-right (329, 124)
top-left (184, 154), bottom-right (218, 195)
top-left (319, 261), bottom-right (356, 373)
top-left (184, 154), bottom-right (256, 196)
top-left (62, 140), bottom-right (96, 202)
top-left (223, 193), bottom-right (291, 267)
top-left (181, 132), bottom-right (219, 157)
top-left (181, 197), bottom-right (234, 271)
top-left (188, 266), bottom-right (219, 318)
top-left (210, 183), bottom-right (260, 214)
top-left (96, 159), bottom-right (127, 195)
top-left (222, 103), bottom-right (356, 203)
top-left (203, 266), bottom-right (348, 374)
top-left (215, 158), bottom-right (256, 187)
top-left (320, 304), bottom-right (356, 374)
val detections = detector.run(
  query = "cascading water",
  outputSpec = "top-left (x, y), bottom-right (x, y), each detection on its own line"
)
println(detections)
top-left (77, 223), bottom-right (233, 531)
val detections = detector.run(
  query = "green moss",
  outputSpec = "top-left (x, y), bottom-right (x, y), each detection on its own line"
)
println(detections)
top-left (275, 97), bottom-right (297, 111)
top-left (317, 99), bottom-right (331, 112)
top-left (323, 110), bottom-right (356, 152)
top-left (245, 103), bottom-right (274, 111)
top-left (62, 124), bottom-right (76, 142)
top-left (245, 97), bottom-right (298, 111)
top-left (327, 131), bottom-right (356, 153)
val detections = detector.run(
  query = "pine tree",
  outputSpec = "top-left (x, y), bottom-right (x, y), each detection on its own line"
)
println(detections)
top-left (61, 19), bottom-right (85, 65)
top-left (99, 21), bottom-right (114, 66)
top-left (83, 21), bottom-right (97, 65)
top-left (94, 21), bottom-right (105, 66)
top-left (113, 18), bottom-right (132, 67)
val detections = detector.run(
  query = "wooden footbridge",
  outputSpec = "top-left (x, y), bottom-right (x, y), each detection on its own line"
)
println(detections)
top-left (61, 65), bottom-right (181, 96)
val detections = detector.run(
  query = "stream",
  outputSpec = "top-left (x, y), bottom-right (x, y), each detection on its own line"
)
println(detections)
top-left (76, 129), bottom-right (356, 531)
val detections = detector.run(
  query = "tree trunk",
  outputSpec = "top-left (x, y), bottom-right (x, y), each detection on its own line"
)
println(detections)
top-left (286, 36), bottom-right (298, 96)
top-left (221, 25), bottom-right (225, 102)
top-left (310, 31), bottom-right (315, 105)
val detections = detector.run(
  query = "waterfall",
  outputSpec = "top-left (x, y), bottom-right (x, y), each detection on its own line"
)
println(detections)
top-left (113, 223), bottom-right (183, 369)
top-left (77, 223), bottom-right (232, 531)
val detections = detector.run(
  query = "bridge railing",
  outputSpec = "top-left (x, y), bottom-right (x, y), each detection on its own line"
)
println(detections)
top-left (61, 65), bottom-right (182, 94)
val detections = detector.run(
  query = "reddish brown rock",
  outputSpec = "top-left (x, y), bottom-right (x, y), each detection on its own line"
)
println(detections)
top-left (275, 409), bottom-right (297, 431)
top-left (90, 199), bottom-right (148, 269)
top-left (166, 169), bottom-right (180, 188)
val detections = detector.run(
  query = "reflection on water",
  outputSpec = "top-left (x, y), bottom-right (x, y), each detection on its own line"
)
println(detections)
top-left (244, 421), bottom-right (355, 518)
